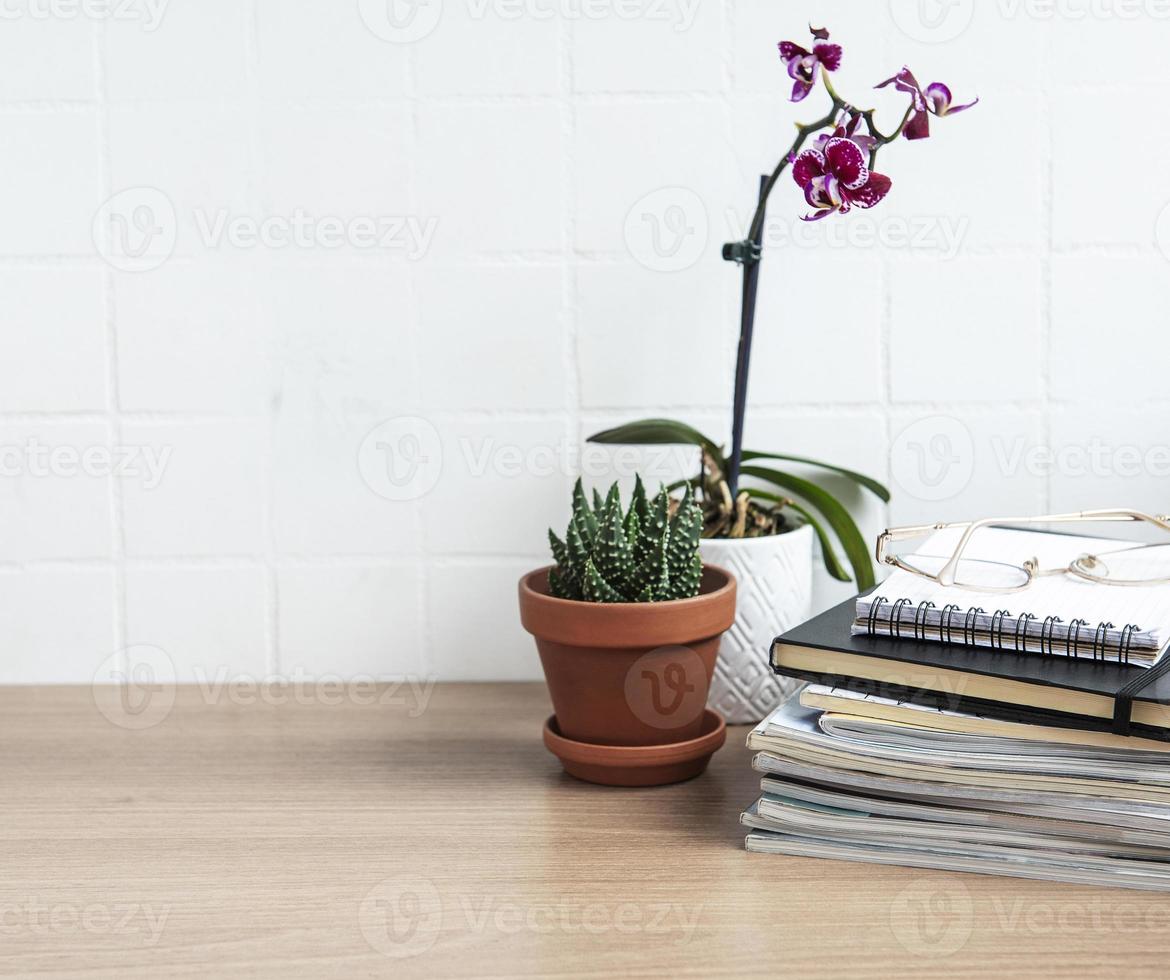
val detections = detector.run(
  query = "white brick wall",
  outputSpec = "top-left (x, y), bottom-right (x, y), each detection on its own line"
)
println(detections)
top-left (3, 0), bottom-right (1170, 684)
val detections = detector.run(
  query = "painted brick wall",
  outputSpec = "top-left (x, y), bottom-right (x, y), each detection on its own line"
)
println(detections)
top-left (2, 0), bottom-right (1169, 683)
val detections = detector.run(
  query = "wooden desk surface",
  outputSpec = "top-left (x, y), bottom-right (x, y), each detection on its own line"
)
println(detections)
top-left (2, 682), bottom-right (1167, 978)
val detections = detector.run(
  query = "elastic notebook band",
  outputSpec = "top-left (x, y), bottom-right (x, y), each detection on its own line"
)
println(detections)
top-left (1113, 654), bottom-right (1170, 735)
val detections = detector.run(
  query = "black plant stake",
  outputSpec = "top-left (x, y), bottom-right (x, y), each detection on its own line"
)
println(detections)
top-left (722, 174), bottom-right (767, 500)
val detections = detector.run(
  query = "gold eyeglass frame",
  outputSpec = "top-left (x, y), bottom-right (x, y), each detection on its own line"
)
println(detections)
top-left (876, 508), bottom-right (1170, 594)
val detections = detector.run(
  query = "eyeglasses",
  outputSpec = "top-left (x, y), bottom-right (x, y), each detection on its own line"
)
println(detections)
top-left (876, 509), bottom-right (1170, 594)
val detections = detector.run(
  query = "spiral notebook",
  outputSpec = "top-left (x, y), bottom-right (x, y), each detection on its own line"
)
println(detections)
top-left (854, 526), bottom-right (1170, 665)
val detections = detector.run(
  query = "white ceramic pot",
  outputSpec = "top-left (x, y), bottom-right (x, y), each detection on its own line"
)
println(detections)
top-left (700, 524), bottom-right (815, 724)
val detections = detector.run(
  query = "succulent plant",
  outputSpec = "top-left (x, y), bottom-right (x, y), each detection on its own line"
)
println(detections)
top-left (547, 477), bottom-right (703, 603)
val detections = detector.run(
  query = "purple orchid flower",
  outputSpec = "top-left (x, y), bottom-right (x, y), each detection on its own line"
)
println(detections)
top-left (876, 67), bottom-right (930, 139)
top-left (812, 111), bottom-right (876, 157)
top-left (778, 27), bottom-right (842, 103)
top-left (791, 136), bottom-right (891, 221)
top-left (923, 82), bottom-right (979, 117)
top-left (876, 67), bottom-right (977, 140)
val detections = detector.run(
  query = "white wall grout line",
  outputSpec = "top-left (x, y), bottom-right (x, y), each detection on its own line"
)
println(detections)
top-left (91, 19), bottom-right (128, 675)
top-left (244, 0), bottom-right (281, 679)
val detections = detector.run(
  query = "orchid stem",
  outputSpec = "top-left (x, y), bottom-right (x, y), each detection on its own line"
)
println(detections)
top-left (747, 97), bottom-right (841, 243)
top-left (862, 103), bottom-right (913, 168)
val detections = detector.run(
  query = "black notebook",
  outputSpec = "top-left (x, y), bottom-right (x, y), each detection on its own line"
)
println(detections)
top-left (771, 595), bottom-right (1170, 740)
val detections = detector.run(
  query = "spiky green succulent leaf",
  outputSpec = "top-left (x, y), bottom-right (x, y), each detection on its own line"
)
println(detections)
top-left (593, 490), bottom-right (636, 594)
top-left (630, 474), bottom-right (650, 525)
top-left (591, 487), bottom-right (605, 514)
top-left (565, 515), bottom-right (590, 569)
top-left (582, 557), bottom-right (625, 603)
top-left (664, 552), bottom-right (702, 601)
top-left (572, 479), bottom-right (598, 544)
top-left (548, 528), bottom-right (570, 568)
top-left (666, 486), bottom-right (702, 581)
top-left (628, 526), bottom-right (668, 599)
top-left (548, 565), bottom-right (581, 600)
top-left (638, 486), bottom-right (670, 558)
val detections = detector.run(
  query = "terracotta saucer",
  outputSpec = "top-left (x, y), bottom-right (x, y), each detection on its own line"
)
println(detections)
top-left (542, 709), bottom-right (726, 787)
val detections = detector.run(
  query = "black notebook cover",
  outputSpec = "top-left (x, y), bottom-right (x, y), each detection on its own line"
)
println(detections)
top-left (771, 593), bottom-right (1170, 740)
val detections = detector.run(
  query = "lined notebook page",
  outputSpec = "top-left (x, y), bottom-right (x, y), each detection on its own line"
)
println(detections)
top-left (854, 527), bottom-right (1170, 664)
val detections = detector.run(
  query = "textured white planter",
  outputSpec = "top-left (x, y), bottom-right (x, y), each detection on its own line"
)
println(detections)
top-left (700, 524), bottom-right (815, 724)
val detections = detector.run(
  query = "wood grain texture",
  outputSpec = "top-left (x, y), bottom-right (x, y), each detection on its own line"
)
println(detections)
top-left (1, 682), bottom-right (1168, 979)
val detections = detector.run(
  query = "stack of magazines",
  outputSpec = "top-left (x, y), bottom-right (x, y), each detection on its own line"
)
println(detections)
top-left (742, 526), bottom-right (1170, 891)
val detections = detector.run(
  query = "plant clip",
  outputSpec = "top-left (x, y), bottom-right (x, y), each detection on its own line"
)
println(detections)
top-left (721, 239), bottom-right (761, 265)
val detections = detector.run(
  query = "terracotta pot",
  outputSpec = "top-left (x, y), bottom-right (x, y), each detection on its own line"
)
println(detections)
top-left (518, 565), bottom-right (736, 747)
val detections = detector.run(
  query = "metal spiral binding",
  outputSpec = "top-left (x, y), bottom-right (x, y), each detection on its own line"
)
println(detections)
top-left (1014, 612), bottom-right (1036, 654)
top-left (1092, 621), bottom-right (1115, 661)
top-left (913, 601), bottom-right (935, 641)
top-left (940, 604), bottom-right (961, 644)
top-left (963, 606), bottom-right (985, 646)
top-left (890, 598), bottom-right (912, 638)
top-left (864, 599), bottom-right (1142, 661)
top-left (1041, 615), bottom-right (1063, 657)
top-left (991, 609), bottom-right (1012, 650)
top-left (1119, 624), bottom-right (1139, 665)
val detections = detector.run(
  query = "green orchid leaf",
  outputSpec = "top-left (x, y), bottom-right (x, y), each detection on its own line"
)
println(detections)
top-left (740, 465), bottom-right (875, 590)
top-left (587, 419), bottom-right (726, 474)
top-left (747, 489), bottom-right (851, 582)
top-left (741, 451), bottom-right (890, 503)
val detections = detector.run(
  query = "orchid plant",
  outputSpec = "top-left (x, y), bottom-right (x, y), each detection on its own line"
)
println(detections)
top-left (590, 28), bottom-right (975, 590)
